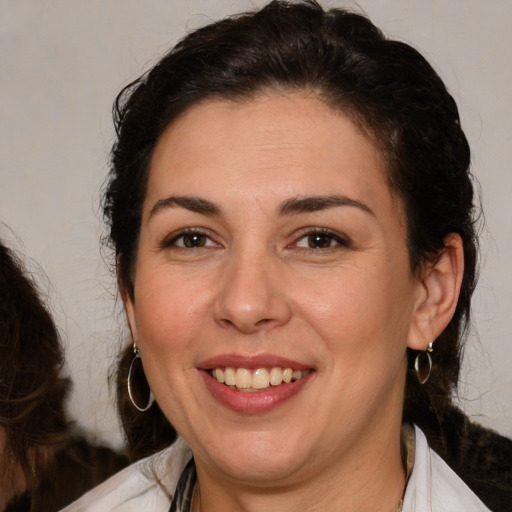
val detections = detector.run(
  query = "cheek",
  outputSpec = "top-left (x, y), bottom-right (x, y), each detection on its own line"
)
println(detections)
top-left (132, 271), bottom-right (213, 353)
top-left (130, 272), bottom-right (214, 418)
top-left (294, 263), bottom-right (413, 357)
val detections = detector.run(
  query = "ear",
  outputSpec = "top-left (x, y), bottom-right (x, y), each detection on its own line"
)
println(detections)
top-left (407, 233), bottom-right (464, 350)
top-left (117, 256), bottom-right (139, 344)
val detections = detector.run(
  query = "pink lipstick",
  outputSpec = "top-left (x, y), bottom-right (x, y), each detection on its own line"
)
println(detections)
top-left (197, 354), bottom-right (314, 413)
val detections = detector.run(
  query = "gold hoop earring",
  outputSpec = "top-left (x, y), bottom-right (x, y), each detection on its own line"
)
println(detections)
top-left (414, 342), bottom-right (433, 385)
top-left (127, 344), bottom-right (155, 412)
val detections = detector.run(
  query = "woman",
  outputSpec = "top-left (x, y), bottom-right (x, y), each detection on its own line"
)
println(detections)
top-left (0, 239), bottom-right (128, 511)
top-left (62, 1), bottom-right (501, 510)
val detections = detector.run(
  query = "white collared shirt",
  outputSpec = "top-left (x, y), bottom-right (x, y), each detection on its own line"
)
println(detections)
top-left (60, 426), bottom-right (490, 512)
top-left (402, 426), bottom-right (490, 511)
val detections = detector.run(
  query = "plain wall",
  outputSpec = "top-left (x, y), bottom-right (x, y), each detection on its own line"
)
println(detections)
top-left (1, 0), bottom-right (510, 446)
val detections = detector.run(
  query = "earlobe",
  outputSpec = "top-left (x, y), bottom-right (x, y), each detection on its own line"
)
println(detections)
top-left (407, 233), bottom-right (464, 351)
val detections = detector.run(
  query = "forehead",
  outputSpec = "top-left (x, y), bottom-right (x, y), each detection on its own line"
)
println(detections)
top-left (145, 92), bottom-right (398, 218)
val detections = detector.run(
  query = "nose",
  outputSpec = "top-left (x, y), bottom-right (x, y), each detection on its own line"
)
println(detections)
top-left (213, 250), bottom-right (292, 334)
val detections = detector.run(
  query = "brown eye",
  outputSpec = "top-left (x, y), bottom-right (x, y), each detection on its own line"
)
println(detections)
top-left (182, 233), bottom-right (208, 248)
top-left (294, 229), bottom-right (350, 251)
top-left (164, 230), bottom-right (218, 250)
top-left (307, 233), bottom-right (334, 249)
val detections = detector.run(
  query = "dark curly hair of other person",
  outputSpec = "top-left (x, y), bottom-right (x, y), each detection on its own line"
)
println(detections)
top-left (1, 240), bottom-right (129, 511)
top-left (0, 241), bottom-right (70, 499)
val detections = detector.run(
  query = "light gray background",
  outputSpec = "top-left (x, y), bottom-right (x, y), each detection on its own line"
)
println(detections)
top-left (1, 0), bottom-right (511, 446)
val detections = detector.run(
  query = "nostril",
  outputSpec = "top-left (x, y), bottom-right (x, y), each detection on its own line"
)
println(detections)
top-left (255, 318), bottom-right (274, 326)
top-left (219, 318), bottom-right (234, 328)
top-left (217, 315), bottom-right (276, 333)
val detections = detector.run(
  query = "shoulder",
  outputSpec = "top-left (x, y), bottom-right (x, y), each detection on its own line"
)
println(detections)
top-left (58, 438), bottom-right (192, 512)
top-left (403, 425), bottom-right (491, 512)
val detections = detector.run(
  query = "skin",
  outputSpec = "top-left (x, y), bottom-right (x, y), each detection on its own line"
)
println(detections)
top-left (123, 91), bottom-right (463, 512)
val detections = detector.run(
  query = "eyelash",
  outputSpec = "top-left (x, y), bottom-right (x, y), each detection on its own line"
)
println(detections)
top-left (291, 228), bottom-right (351, 251)
top-left (160, 228), bottom-right (219, 250)
top-left (159, 227), bottom-right (351, 252)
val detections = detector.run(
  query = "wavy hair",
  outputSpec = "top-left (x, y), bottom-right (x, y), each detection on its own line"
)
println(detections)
top-left (0, 241), bottom-right (70, 496)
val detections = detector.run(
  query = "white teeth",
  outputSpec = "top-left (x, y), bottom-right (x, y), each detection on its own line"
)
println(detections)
top-left (214, 368), bottom-right (224, 383)
top-left (252, 368), bottom-right (270, 389)
top-left (235, 368), bottom-right (252, 389)
top-left (292, 370), bottom-right (303, 380)
top-left (282, 368), bottom-right (293, 383)
top-left (210, 366), bottom-right (309, 390)
top-left (269, 367), bottom-right (283, 386)
top-left (224, 367), bottom-right (236, 386)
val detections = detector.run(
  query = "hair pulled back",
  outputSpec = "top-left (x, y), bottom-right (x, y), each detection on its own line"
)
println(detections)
top-left (106, 0), bottom-right (478, 460)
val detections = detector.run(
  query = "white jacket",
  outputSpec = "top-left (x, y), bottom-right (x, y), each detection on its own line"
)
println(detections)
top-left (60, 426), bottom-right (490, 512)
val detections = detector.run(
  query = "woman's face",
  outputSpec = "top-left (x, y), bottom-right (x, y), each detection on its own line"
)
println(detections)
top-left (125, 92), bottom-right (427, 486)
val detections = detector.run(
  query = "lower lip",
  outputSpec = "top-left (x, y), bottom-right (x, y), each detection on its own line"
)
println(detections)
top-left (200, 371), bottom-right (314, 413)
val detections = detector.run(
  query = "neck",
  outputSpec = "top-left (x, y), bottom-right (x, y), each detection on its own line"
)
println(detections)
top-left (192, 418), bottom-right (406, 512)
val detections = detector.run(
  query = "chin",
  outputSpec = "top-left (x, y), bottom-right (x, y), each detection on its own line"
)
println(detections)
top-left (217, 454), bottom-right (303, 485)
top-left (196, 429), bottom-right (311, 485)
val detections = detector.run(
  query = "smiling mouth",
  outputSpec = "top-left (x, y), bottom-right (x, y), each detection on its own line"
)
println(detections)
top-left (209, 367), bottom-right (311, 392)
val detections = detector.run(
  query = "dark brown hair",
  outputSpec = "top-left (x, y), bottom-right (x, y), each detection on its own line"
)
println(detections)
top-left (108, 0), bottom-right (478, 464)
top-left (0, 241), bottom-right (69, 495)
top-left (116, 344), bottom-right (176, 462)
top-left (1, 240), bottom-right (130, 511)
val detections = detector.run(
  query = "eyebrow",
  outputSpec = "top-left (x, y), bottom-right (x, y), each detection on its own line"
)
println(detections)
top-left (148, 196), bottom-right (222, 218)
top-left (280, 195), bottom-right (374, 216)
top-left (148, 194), bottom-right (374, 219)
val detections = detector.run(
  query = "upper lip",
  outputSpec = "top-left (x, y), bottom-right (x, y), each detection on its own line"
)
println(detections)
top-left (197, 353), bottom-right (312, 371)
